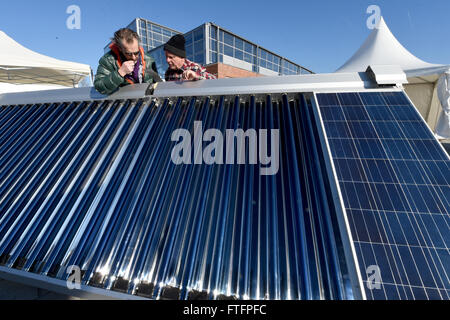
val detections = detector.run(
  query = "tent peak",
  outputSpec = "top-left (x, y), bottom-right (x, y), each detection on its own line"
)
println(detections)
top-left (336, 17), bottom-right (441, 73)
top-left (375, 16), bottom-right (388, 30)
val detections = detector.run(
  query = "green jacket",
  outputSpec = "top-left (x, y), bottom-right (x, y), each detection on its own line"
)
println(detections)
top-left (94, 45), bottom-right (161, 95)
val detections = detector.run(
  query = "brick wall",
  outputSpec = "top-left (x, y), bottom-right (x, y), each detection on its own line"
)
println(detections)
top-left (205, 63), bottom-right (264, 79)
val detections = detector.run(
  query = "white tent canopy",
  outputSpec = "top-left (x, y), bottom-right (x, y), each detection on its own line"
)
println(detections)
top-left (0, 30), bottom-right (91, 87)
top-left (0, 82), bottom-right (66, 94)
top-left (336, 17), bottom-right (450, 139)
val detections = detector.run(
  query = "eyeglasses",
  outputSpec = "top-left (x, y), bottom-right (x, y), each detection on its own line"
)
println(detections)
top-left (123, 50), bottom-right (140, 57)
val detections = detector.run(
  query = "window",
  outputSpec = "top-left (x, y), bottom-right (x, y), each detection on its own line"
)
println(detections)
top-left (153, 32), bottom-right (162, 42)
top-left (210, 39), bottom-right (217, 52)
top-left (244, 53), bottom-right (252, 63)
top-left (210, 25), bottom-right (217, 40)
top-left (235, 38), bottom-right (243, 50)
top-left (224, 45), bottom-right (233, 57)
top-left (140, 20), bottom-right (146, 29)
top-left (194, 39), bottom-right (204, 52)
top-left (195, 52), bottom-right (204, 64)
top-left (274, 56), bottom-right (280, 65)
top-left (185, 33), bottom-right (193, 46)
top-left (153, 25), bottom-right (161, 34)
top-left (260, 49), bottom-right (267, 61)
top-left (186, 44), bottom-right (193, 57)
top-left (224, 32), bottom-right (234, 46)
top-left (210, 52), bottom-right (217, 64)
top-left (259, 59), bottom-right (266, 68)
top-left (244, 42), bottom-right (253, 54)
top-left (162, 29), bottom-right (172, 37)
top-left (193, 28), bottom-right (203, 42)
top-left (235, 49), bottom-right (243, 60)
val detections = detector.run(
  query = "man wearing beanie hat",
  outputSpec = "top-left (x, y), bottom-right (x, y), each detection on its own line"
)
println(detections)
top-left (164, 34), bottom-right (216, 81)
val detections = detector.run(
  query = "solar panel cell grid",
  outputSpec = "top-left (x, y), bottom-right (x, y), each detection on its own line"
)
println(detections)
top-left (317, 91), bottom-right (450, 300)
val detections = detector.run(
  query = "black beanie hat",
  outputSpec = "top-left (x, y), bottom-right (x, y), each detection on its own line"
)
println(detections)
top-left (164, 34), bottom-right (186, 58)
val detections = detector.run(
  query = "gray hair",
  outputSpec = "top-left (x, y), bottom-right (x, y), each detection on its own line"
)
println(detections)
top-left (111, 28), bottom-right (140, 47)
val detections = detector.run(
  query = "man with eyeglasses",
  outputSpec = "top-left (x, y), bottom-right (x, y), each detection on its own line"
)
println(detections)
top-left (94, 28), bottom-right (161, 95)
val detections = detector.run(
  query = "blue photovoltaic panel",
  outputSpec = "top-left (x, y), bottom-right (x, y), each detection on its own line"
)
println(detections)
top-left (317, 91), bottom-right (450, 300)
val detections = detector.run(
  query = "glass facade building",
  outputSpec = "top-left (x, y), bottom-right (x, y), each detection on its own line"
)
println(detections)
top-left (103, 19), bottom-right (180, 54)
top-left (106, 18), bottom-right (313, 79)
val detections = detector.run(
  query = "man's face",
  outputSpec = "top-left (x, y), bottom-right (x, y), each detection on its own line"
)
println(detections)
top-left (165, 51), bottom-right (185, 70)
top-left (120, 39), bottom-right (140, 62)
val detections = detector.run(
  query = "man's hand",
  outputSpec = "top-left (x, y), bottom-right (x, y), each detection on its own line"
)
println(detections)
top-left (182, 70), bottom-right (199, 81)
top-left (118, 61), bottom-right (136, 77)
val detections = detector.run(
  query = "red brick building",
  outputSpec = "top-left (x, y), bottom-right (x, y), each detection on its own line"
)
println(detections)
top-left (205, 63), bottom-right (264, 79)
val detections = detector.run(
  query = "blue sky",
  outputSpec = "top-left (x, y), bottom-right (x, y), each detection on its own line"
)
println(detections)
top-left (1, 0), bottom-right (449, 74)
